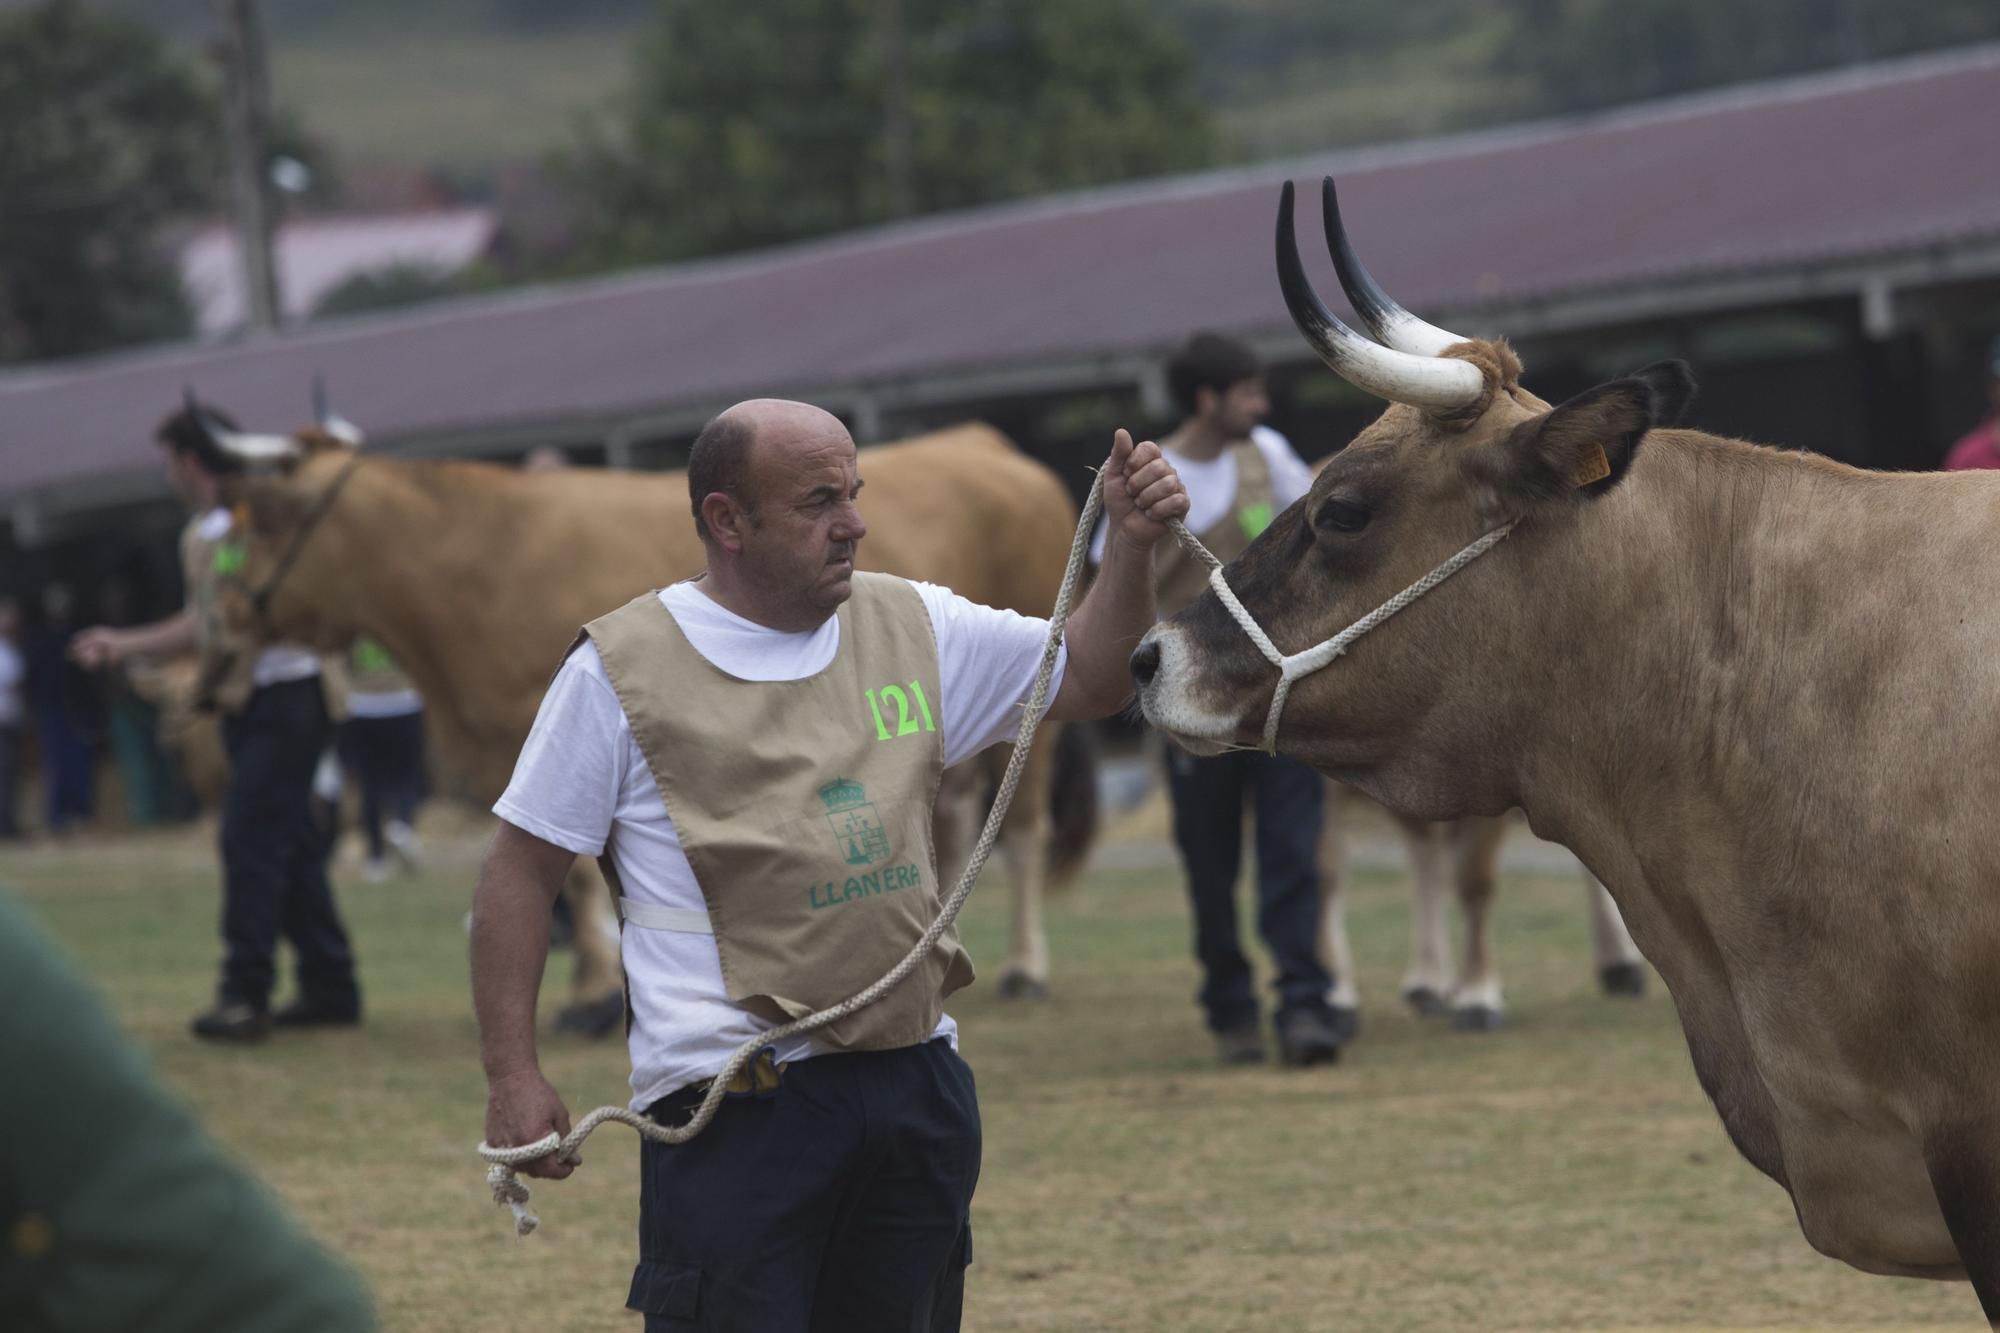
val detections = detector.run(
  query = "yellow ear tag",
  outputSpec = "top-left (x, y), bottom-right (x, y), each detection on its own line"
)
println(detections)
top-left (1572, 444), bottom-right (1611, 488)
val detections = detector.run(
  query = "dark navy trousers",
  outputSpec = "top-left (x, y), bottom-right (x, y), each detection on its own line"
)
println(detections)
top-left (1165, 747), bottom-right (1332, 1032)
top-left (218, 679), bottom-right (359, 1011)
top-left (632, 1039), bottom-right (980, 1332)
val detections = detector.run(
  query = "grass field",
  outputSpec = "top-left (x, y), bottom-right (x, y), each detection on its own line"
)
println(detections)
top-left (0, 813), bottom-right (1981, 1331)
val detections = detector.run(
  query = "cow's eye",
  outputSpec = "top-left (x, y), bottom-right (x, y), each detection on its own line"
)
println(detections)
top-left (1314, 499), bottom-right (1371, 534)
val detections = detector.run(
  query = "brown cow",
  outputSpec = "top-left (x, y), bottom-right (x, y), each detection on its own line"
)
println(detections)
top-left (206, 421), bottom-right (1097, 1030)
top-left (1136, 178), bottom-right (2000, 1317)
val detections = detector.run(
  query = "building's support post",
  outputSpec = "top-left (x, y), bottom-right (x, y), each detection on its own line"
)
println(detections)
top-left (1854, 277), bottom-right (1935, 470)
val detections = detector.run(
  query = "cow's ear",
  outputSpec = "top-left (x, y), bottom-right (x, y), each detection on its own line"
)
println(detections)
top-left (1464, 360), bottom-right (1694, 522)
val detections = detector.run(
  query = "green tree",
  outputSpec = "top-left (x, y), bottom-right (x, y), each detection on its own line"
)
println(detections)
top-left (311, 262), bottom-right (463, 319)
top-left (0, 0), bottom-right (220, 363)
top-left (564, 0), bottom-right (1216, 267)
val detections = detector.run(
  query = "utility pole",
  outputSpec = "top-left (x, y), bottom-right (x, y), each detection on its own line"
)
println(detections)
top-left (880, 0), bottom-right (914, 219)
top-left (217, 0), bottom-right (282, 333)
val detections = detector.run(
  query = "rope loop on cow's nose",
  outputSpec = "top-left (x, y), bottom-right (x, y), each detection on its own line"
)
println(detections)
top-left (1193, 518), bottom-right (1520, 754)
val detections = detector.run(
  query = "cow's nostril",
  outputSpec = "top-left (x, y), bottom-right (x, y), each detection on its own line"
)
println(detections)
top-left (1130, 640), bottom-right (1161, 688)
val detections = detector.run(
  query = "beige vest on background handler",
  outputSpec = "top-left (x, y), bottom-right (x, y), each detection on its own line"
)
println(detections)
top-left (1151, 440), bottom-right (1274, 618)
top-left (585, 572), bottom-right (975, 1052)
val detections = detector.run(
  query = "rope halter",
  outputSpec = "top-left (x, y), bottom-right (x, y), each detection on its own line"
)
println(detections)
top-left (1185, 518), bottom-right (1519, 754)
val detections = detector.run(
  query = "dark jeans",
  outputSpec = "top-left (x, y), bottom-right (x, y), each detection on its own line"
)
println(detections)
top-left (0, 723), bottom-right (19, 838)
top-left (632, 1040), bottom-right (980, 1333)
top-left (36, 707), bottom-right (93, 831)
top-left (1165, 747), bottom-right (1331, 1032)
top-left (337, 711), bottom-right (425, 860)
top-left (218, 679), bottom-right (359, 1012)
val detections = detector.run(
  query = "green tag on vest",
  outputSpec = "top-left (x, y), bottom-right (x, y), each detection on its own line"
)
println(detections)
top-left (352, 637), bottom-right (393, 673)
top-left (212, 542), bottom-right (246, 576)
top-left (1238, 502), bottom-right (1274, 540)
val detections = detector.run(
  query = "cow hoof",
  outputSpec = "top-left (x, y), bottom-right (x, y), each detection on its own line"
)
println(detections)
top-left (996, 971), bottom-right (1049, 1002)
top-left (1328, 1006), bottom-right (1360, 1045)
top-left (1403, 986), bottom-right (1448, 1018)
top-left (1452, 1005), bottom-right (1504, 1033)
top-left (1599, 961), bottom-right (1647, 997)
top-left (552, 993), bottom-right (624, 1038)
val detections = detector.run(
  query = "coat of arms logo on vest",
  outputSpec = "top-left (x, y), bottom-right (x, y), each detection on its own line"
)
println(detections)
top-left (821, 777), bottom-right (892, 868)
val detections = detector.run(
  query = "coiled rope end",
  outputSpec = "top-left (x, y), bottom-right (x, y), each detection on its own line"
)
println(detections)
top-left (486, 1161), bottom-right (539, 1237)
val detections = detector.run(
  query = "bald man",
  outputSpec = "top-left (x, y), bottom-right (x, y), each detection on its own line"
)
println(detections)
top-left (472, 400), bottom-right (1188, 1332)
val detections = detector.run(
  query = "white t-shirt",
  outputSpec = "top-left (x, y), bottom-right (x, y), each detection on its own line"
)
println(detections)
top-left (195, 507), bottom-right (320, 685)
top-left (495, 579), bottom-right (1067, 1110)
top-left (1089, 424), bottom-right (1314, 564)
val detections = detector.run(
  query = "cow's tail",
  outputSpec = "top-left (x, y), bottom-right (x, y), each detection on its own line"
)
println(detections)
top-left (1046, 721), bottom-right (1099, 889)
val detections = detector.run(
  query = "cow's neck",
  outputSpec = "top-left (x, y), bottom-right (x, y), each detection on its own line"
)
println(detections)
top-left (294, 459), bottom-right (618, 800)
top-left (1499, 428), bottom-right (1940, 895)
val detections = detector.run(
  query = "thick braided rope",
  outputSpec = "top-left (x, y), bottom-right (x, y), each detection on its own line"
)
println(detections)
top-left (480, 468), bottom-right (1121, 1236)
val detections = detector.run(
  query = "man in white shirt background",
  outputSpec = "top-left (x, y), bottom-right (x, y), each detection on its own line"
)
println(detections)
top-left (1097, 331), bottom-right (1340, 1068)
top-left (474, 398), bottom-right (1188, 1332)
top-left (71, 403), bottom-right (362, 1043)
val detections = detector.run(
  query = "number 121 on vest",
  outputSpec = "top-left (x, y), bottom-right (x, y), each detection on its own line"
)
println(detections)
top-left (866, 681), bottom-right (936, 740)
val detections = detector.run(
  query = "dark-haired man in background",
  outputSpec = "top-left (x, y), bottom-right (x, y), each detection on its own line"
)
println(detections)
top-left (72, 404), bottom-right (361, 1042)
top-left (1096, 331), bottom-right (1340, 1067)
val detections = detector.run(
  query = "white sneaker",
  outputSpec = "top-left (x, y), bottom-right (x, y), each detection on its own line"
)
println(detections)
top-left (384, 820), bottom-right (422, 872)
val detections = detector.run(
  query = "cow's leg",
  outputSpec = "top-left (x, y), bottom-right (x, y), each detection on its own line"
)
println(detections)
top-left (1926, 1132), bottom-right (2000, 1326)
top-left (1585, 872), bottom-right (1647, 996)
top-left (1315, 781), bottom-right (1359, 1042)
top-left (933, 760), bottom-right (980, 895)
top-left (1396, 816), bottom-right (1452, 1017)
top-left (1447, 816), bottom-right (1509, 1032)
top-left (552, 861), bottom-right (625, 1037)
top-left (993, 740), bottom-right (1052, 1000)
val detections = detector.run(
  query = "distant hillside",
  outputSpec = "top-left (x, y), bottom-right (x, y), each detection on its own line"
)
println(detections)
top-left (18, 0), bottom-right (2000, 177)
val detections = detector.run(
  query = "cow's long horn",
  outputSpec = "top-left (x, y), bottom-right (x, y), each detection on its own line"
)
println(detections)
top-left (182, 386), bottom-right (301, 464)
top-left (1321, 177), bottom-right (1469, 357)
top-left (1275, 182), bottom-right (1484, 411)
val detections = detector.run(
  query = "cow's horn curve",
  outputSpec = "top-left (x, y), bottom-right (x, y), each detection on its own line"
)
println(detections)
top-left (1275, 182), bottom-right (1484, 411)
top-left (1321, 177), bottom-right (1470, 358)
top-left (181, 385), bottom-right (302, 464)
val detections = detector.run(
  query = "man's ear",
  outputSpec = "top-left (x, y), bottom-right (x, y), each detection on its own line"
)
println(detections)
top-left (701, 491), bottom-right (750, 553)
top-left (1464, 360), bottom-right (1696, 522)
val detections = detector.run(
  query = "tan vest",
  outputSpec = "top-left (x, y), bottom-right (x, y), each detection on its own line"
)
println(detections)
top-left (181, 512), bottom-right (258, 715)
top-left (585, 573), bottom-right (974, 1051)
top-left (1152, 441), bottom-right (1275, 617)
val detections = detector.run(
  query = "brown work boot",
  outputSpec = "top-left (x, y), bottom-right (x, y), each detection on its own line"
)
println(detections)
top-left (1276, 1008), bottom-right (1343, 1068)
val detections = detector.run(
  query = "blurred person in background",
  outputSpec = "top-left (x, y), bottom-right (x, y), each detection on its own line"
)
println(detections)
top-left (0, 596), bottom-right (23, 839)
top-left (27, 582), bottom-right (96, 838)
top-left (1943, 335), bottom-right (2000, 471)
top-left (1094, 332), bottom-right (1340, 1068)
top-left (71, 402), bottom-right (363, 1043)
top-left (339, 636), bottom-right (426, 882)
top-left (0, 890), bottom-right (375, 1331)
top-left (521, 443), bottom-right (571, 472)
